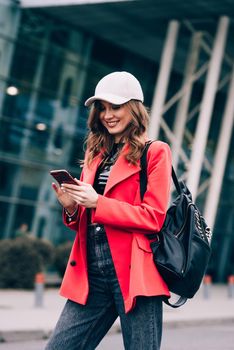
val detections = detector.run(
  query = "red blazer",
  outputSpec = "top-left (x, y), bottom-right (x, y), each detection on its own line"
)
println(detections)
top-left (60, 141), bottom-right (171, 313)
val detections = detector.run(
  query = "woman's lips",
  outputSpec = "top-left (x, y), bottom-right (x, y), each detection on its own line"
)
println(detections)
top-left (106, 121), bottom-right (119, 127)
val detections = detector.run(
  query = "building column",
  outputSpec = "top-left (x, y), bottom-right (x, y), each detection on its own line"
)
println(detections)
top-left (0, 0), bottom-right (21, 117)
top-left (186, 16), bottom-right (229, 200)
top-left (172, 32), bottom-right (202, 172)
top-left (20, 24), bottom-right (51, 154)
top-left (32, 34), bottom-right (93, 241)
top-left (148, 20), bottom-right (179, 140)
top-left (204, 65), bottom-right (234, 229)
top-left (204, 65), bottom-right (234, 281)
top-left (4, 24), bottom-right (51, 238)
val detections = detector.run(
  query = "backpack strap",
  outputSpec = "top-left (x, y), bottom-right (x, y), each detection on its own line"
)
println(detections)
top-left (172, 167), bottom-right (182, 195)
top-left (140, 141), bottom-right (182, 200)
top-left (140, 141), bottom-right (152, 200)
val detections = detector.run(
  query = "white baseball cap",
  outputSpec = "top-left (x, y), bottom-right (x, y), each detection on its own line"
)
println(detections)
top-left (84, 71), bottom-right (144, 107)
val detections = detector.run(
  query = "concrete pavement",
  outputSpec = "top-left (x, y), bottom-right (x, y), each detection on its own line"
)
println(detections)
top-left (0, 284), bottom-right (233, 343)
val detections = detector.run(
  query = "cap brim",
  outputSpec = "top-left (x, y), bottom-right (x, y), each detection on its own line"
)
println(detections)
top-left (84, 93), bottom-right (130, 107)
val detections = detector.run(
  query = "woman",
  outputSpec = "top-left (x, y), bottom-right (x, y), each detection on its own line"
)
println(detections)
top-left (46, 71), bottom-right (172, 350)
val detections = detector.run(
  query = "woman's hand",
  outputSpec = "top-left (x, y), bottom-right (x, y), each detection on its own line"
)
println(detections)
top-left (61, 179), bottom-right (98, 209)
top-left (51, 182), bottom-right (78, 214)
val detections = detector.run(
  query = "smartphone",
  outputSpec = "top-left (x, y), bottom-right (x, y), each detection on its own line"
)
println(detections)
top-left (50, 169), bottom-right (77, 185)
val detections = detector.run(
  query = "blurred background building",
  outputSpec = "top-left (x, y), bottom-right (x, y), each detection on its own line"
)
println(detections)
top-left (0, 0), bottom-right (233, 282)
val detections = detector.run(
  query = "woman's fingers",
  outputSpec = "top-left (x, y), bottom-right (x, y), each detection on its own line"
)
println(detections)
top-left (62, 191), bottom-right (83, 204)
top-left (52, 182), bottom-right (59, 193)
top-left (61, 183), bottom-right (83, 191)
top-left (61, 182), bottom-right (98, 208)
top-left (61, 188), bottom-right (84, 199)
top-left (52, 182), bottom-right (78, 208)
top-left (52, 182), bottom-right (69, 195)
top-left (61, 185), bottom-right (92, 199)
top-left (61, 179), bottom-right (89, 190)
top-left (74, 179), bottom-right (89, 186)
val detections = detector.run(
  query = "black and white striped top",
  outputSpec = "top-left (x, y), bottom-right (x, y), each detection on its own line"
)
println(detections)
top-left (93, 143), bottom-right (124, 195)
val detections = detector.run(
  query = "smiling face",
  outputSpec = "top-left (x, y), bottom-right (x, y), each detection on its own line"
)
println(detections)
top-left (97, 101), bottom-right (133, 142)
top-left (86, 100), bottom-right (150, 166)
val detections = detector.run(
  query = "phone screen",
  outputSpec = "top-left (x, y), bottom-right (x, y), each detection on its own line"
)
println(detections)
top-left (50, 169), bottom-right (77, 185)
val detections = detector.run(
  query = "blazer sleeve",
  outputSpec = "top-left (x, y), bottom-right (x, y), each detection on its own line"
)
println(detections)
top-left (92, 142), bottom-right (172, 235)
top-left (62, 208), bottom-right (79, 231)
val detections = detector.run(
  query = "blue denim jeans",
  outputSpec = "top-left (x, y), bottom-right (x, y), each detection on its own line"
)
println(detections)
top-left (45, 225), bottom-right (162, 350)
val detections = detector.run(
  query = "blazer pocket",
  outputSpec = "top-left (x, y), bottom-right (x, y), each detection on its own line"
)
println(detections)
top-left (135, 235), bottom-right (152, 253)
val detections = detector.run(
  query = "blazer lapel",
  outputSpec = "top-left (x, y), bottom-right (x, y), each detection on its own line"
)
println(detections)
top-left (79, 155), bottom-right (103, 219)
top-left (82, 154), bottom-right (102, 186)
top-left (104, 147), bottom-right (141, 196)
top-left (81, 145), bottom-right (141, 198)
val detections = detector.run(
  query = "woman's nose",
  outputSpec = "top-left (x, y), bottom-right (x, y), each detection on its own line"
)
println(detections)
top-left (103, 109), bottom-right (113, 119)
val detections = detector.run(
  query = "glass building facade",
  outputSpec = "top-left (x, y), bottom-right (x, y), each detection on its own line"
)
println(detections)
top-left (0, 0), bottom-right (233, 282)
top-left (0, 1), bottom-right (157, 244)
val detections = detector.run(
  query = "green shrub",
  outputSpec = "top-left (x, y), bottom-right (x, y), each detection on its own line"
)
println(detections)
top-left (30, 237), bottom-right (54, 267)
top-left (54, 241), bottom-right (73, 277)
top-left (0, 237), bottom-right (54, 289)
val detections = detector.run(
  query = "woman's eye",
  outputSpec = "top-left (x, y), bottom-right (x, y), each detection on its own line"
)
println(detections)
top-left (98, 105), bottom-right (105, 112)
top-left (95, 102), bottom-right (105, 112)
top-left (112, 104), bottom-right (121, 110)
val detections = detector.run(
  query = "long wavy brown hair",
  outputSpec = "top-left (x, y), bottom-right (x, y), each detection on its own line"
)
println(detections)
top-left (84, 100), bottom-right (150, 167)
